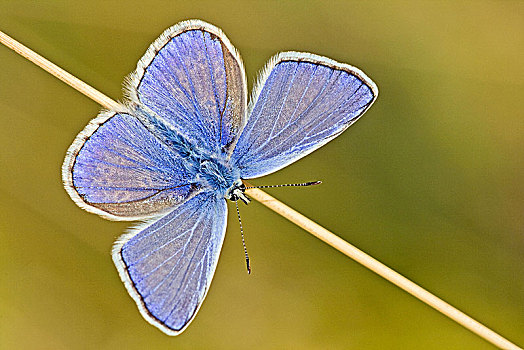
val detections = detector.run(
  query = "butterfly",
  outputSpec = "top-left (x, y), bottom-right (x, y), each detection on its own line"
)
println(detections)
top-left (62, 19), bottom-right (378, 335)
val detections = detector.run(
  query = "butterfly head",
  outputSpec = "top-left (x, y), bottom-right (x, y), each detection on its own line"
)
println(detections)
top-left (226, 179), bottom-right (250, 204)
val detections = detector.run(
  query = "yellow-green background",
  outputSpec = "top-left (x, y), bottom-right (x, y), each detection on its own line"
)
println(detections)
top-left (1, 1), bottom-right (522, 349)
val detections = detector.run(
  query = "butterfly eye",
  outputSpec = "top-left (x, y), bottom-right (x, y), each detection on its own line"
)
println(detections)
top-left (226, 181), bottom-right (250, 204)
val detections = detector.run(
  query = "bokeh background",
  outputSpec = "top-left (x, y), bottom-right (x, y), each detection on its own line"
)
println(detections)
top-left (1, 1), bottom-right (522, 349)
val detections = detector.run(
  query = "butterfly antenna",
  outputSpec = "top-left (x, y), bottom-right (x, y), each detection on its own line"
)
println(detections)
top-left (245, 180), bottom-right (322, 189)
top-left (235, 199), bottom-right (251, 274)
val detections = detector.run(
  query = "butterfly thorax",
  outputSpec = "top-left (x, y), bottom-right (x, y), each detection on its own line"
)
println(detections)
top-left (195, 153), bottom-right (240, 197)
top-left (177, 139), bottom-right (248, 204)
top-left (194, 155), bottom-right (248, 204)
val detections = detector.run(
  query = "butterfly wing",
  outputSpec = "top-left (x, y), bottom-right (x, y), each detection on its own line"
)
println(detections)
top-left (231, 52), bottom-right (378, 178)
top-left (125, 19), bottom-right (247, 155)
top-left (62, 110), bottom-right (198, 221)
top-left (112, 191), bottom-right (227, 335)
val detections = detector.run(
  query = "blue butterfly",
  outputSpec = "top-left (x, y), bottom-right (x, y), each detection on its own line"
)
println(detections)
top-left (62, 19), bottom-right (378, 335)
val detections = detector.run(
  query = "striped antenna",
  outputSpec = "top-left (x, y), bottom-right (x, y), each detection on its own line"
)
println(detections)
top-left (235, 199), bottom-right (251, 274)
top-left (245, 180), bottom-right (322, 189)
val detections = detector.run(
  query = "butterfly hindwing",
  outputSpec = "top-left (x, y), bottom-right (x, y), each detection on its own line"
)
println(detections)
top-left (112, 191), bottom-right (228, 335)
top-left (62, 110), bottom-right (196, 221)
top-left (232, 52), bottom-right (378, 178)
top-left (125, 20), bottom-right (248, 155)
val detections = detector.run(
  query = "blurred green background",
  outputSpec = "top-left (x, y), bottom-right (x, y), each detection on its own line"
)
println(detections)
top-left (1, 1), bottom-right (522, 349)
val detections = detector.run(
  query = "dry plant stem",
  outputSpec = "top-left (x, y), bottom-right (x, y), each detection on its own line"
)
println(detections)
top-left (0, 31), bottom-right (121, 111)
top-left (0, 29), bottom-right (520, 350)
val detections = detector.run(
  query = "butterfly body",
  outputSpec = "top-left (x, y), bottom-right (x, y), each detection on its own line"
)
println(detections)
top-left (62, 19), bottom-right (377, 335)
top-left (133, 102), bottom-right (246, 206)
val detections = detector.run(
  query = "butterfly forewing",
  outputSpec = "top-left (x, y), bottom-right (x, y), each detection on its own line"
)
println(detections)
top-left (231, 52), bottom-right (378, 178)
top-left (126, 20), bottom-right (248, 155)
